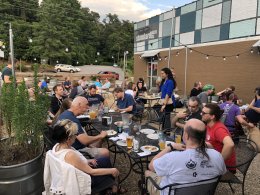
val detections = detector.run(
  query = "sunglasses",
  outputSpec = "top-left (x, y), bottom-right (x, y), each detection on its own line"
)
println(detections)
top-left (201, 111), bottom-right (211, 115)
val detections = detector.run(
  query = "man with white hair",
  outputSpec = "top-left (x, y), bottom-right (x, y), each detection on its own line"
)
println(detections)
top-left (57, 96), bottom-right (109, 158)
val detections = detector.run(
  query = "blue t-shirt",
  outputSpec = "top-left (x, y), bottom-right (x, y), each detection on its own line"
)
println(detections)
top-left (94, 81), bottom-right (102, 87)
top-left (117, 93), bottom-right (136, 113)
top-left (41, 81), bottom-right (48, 89)
top-left (245, 99), bottom-right (260, 123)
top-left (160, 79), bottom-right (174, 100)
top-left (57, 110), bottom-right (85, 149)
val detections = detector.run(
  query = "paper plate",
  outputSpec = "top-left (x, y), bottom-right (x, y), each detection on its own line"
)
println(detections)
top-left (77, 115), bottom-right (90, 119)
top-left (114, 121), bottom-right (123, 126)
top-left (141, 145), bottom-right (159, 152)
top-left (147, 134), bottom-right (159, 140)
top-left (140, 129), bottom-right (155, 134)
top-left (116, 140), bottom-right (127, 147)
top-left (107, 130), bottom-right (117, 136)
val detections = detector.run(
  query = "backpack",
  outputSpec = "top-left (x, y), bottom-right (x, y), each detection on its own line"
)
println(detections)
top-left (220, 103), bottom-right (234, 124)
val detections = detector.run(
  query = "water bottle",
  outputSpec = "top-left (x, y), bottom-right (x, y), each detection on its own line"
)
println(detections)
top-left (133, 137), bottom-right (140, 152)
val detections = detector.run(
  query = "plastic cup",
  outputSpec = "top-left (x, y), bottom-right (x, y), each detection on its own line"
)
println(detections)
top-left (175, 134), bottom-right (182, 144)
top-left (126, 136), bottom-right (133, 149)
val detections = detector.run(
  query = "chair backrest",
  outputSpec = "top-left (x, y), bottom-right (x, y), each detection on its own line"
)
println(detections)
top-left (43, 126), bottom-right (57, 151)
top-left (232, 137), bottom-right (258, 175)
top-left (44, 151), bottom-right (91, 195)
top-left (172, 177), bottom-right (220, 195)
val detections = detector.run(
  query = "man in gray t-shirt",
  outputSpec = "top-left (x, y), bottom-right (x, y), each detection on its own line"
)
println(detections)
top-left (146, 119), bottom-right (226, 195)
top-left (197, 84), bottom-right (215, 105)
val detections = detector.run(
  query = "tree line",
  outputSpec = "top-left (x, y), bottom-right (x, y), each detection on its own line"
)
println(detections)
top-left (0, 0), bottom-right (134, 69)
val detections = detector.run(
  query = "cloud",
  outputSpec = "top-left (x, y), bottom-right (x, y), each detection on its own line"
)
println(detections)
top-left (79, 0), bottom-right (162, 22)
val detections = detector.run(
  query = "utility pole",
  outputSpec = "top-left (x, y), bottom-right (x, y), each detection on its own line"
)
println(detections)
top-left (9, 23), bottom-right (16, 83)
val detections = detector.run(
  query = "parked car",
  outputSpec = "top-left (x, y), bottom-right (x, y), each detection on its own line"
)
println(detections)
top-left (54, 64), bottom-right (79, 73)
top-left (97, 71), bottom-right (119, 80)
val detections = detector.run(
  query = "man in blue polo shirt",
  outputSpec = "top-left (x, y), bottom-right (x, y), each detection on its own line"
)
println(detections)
top-left (114, 87), bottom-right (136, 114)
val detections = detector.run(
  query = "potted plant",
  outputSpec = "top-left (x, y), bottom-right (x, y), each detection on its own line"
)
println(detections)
top-left (0, 64), bottom-right (49, 195)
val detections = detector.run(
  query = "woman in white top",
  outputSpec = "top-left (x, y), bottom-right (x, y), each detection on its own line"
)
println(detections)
top-left (125, 82), bottom-right (137, 98)
top-left (52, 119), bottom-right (127, 194)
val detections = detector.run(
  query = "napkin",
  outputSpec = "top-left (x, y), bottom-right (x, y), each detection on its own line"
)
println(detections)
top-left (118, 132), bottom-right (128, 141)
top-left (137, 151), bottom-right (151, 157)
top-left (109, 137), bottom-right (120, 141)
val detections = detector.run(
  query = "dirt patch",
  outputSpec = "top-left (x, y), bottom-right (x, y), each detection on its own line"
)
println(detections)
top-left (0, 139), bottom-right (41, 166)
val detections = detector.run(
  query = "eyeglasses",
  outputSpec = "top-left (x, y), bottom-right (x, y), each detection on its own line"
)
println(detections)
top-left (201, 111), bottom-right (211, 115)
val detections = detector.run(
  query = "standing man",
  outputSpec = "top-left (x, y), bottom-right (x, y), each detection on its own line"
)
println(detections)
top-left (201, 103), bottom-right (236, 170)
top-left (190, 81), bottom-right (202, 97)
top-left (1, 57), bottom-right (17, 84)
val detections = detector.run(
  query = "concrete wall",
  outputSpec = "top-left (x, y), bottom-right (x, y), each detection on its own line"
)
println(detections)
top-left (134, 40), bottom-right (260, 103)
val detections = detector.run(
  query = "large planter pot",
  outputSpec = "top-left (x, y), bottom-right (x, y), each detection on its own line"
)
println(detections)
top-left (0, 150), bottom-right (43, 195)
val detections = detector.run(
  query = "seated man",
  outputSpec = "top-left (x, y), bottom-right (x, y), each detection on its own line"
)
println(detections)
top-left (245, 87), bottom-right (260, 124)
top-left (219, 91), bottom-right (254, 136)
top-left (201, 103), bottom-right (236, 171)
top-left (83, 85), bottom-right (105, 107)
top-left (146, 119), bottom-right (226, 195)
top-left (57, 96), bottom-right (109, 158)
top-left (217, 85), bottom-right (238, 104)
top-left (113, 87), bottom-right (136, 114)
top-left (197, 84), bottom-right (215, 106)
top-left (50, 84), bottom-right (66, 115)
top-left (172, 96), bottom-right (202, 129)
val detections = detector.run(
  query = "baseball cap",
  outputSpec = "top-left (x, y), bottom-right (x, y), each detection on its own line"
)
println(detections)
top-left (203, 84), bottom-right (215, 91)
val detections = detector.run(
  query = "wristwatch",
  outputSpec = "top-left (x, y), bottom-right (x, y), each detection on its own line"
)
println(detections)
top-left (167, 143), bottom-right (175, 151)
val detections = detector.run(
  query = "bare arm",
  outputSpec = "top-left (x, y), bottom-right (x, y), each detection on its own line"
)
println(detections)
top-left (65, 151), bottom-right (119, 177)
top-left (118, 105), bottom-right (133, 112)
top-left (221, 136), bottom-right (235, 161)
top-left (76, 131), bottom-right (107, 145)
top-left (149, 143), bottom-right (185, 172)
top-left (172, 112), bottom-right (187, 128)
top-left (4, 75), bottom-right (11, 83)
top-left (236, 115), bottom-right (255, 128)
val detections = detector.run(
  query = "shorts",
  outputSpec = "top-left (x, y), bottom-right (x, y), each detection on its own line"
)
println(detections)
top-left (145, 170), bottom-right (162, 195)
top-left (78, 147), bottom-right (102, 158)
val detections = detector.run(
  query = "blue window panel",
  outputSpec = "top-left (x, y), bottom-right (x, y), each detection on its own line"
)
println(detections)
top-left (220, 23), bottom-right (230, 40)
top-left (145, 40), bottom-right (148, 51)
top-left (162, 36), bottom-right (171, 48)
top-left (196, 10), bottom-right (202, 30)
top-left (137, 21), bottom-right (146, 29)
top-left (222, 0), bottom-right (231, 24)
top-left (194, 30), bottom-right (201, 44)
top-left (176, 7), bottom-right (181, 17)
top-left (162, 19), bottom-right (173, 37)
top-left (158, 38), bottom-right (163, 48)
top-left (230, 19), bottom-right (256, 38)
top-left (173, 34), bottom-right (180, 46)
top-left (181, 2), bottom-right (196, 15)
top-left (201, 26), bottom-right (221, 43)
top-left (203, 0), bottom-right (222, 8)
top-left (197, 0), bottom-right (203, 10)
top-left (149, 16), bottom-right (159, 25)
top-left (180, 12), bottom-right (196, 33)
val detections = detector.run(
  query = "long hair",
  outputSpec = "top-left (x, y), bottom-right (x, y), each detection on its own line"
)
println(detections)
top-left (186, 126), bottom-right (209, 159)
top-left (159, 67), bottom-right (176, 92)
top-left (52, 98), bottom-right (72, 125)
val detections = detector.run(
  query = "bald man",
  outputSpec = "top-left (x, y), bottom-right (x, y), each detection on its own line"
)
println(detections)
top-left (146, 119), bottom-right (226, 195)
top-left (57, 96), bottom-right (109, 158)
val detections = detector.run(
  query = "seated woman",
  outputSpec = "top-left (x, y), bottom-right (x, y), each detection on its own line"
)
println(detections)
top-left (51, 98), bottom-right (73, 125)
top-left (52, 119), bottom-right (126, 194)
top-left (69, 80), bottom-right (84, 99)
top-left (125, 82), bottom-right (137, 98)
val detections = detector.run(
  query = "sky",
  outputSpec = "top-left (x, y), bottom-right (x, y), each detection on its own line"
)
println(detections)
top-left (79, 0), bottom-right (195, 21)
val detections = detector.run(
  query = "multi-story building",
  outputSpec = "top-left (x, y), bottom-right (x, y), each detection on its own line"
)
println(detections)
top-left (134, 0), bottom-right (260, 102)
